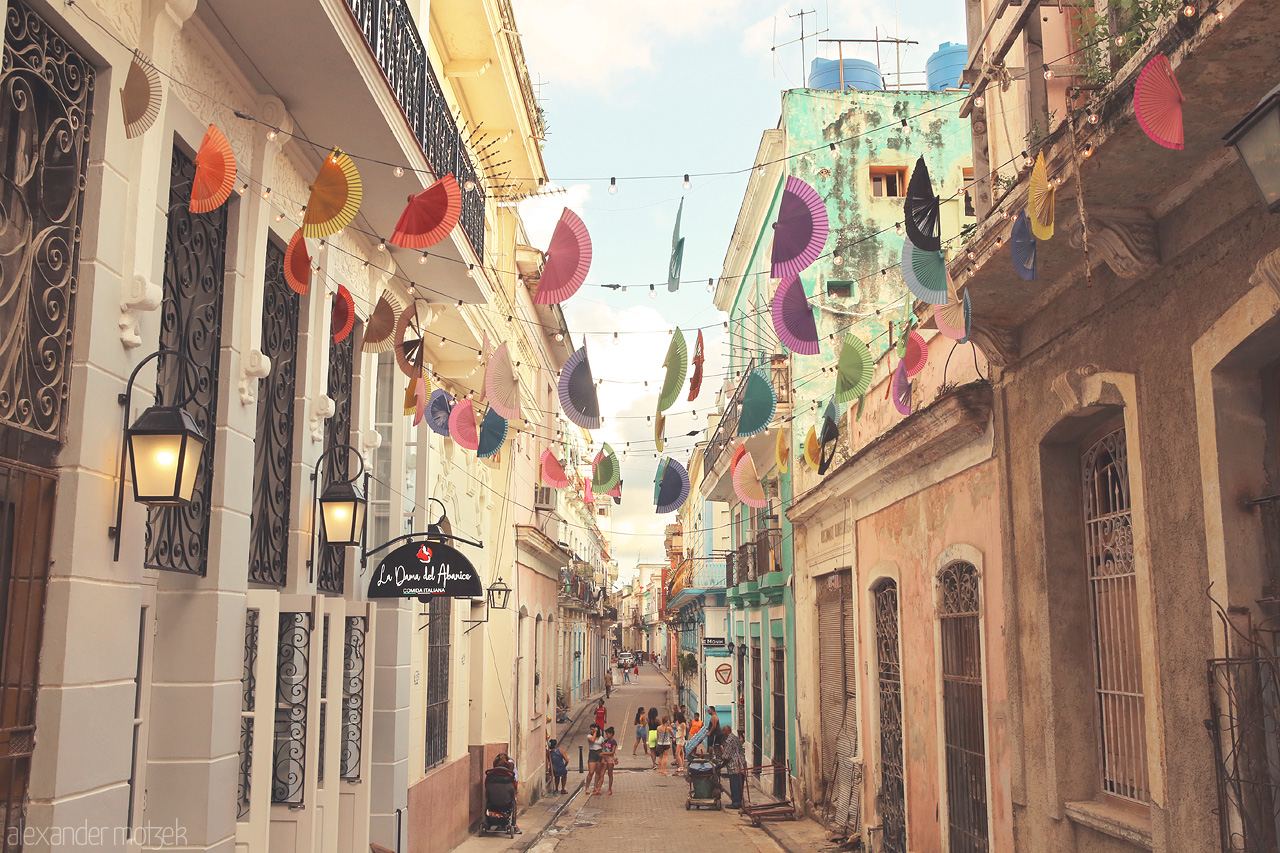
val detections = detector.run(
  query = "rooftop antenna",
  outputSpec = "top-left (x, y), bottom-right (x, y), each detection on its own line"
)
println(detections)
top-left (819, 36), bottom-right (919, 90)
top-left (788, 9), bottom-right (816, 83)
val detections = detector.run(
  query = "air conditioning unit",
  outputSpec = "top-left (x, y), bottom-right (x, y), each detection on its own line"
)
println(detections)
top-left (534, 485), bottom-right (555, 510)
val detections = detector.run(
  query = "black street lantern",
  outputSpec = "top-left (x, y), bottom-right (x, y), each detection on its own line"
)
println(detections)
top-left (1225, 85), bottom-right (1280, 213)
top-left (318, 478), bottom-right (366, 546)
top-left (126, 405), bottom-right (206, 505)
top-left (488, 577), bottom-right (512, 610)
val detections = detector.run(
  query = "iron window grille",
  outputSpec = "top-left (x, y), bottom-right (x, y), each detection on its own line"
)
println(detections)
top-left (273, 611), bottom-right (311, 806)
top-left (318, 326), bottom-right (359, 595)
top-left (342, 616), bottom-right (366, 780)
top-left (238, 609), bottom-right (259, 820)
top-left (425, 595), bottom-right (452, 771)
top-left (874, 578), bottom-right (906, 853)
top-left (939, 561), bottom-right (990, 853)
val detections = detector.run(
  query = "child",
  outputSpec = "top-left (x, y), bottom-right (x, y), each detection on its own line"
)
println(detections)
top-left (546, 738), bottom-right (568, 795)
top-left (601, 727), bottom-right (618, 795)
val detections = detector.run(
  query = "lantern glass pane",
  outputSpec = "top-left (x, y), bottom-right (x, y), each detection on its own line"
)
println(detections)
top-left (321, 497), bottom-right (364, 545)
top-left (1236, 107), bottom-right (1280, 212)
top-left (129, 432), bottom-right (192, 504)
top-left (178, 435), bottom-right (205, 502)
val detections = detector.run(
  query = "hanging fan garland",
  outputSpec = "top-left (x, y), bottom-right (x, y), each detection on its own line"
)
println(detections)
top-left (583, 475), bottom-right (595, 505)
top-left (190, 125), bottom-right (236, 213)
top-left (668, 199), bottom-right (685, 292)
top-left (732, 451), bottom-right (768, 509)
top-left (1010, 210), bottom-right (1038, 281)
top-left (736, 369), bottom-right (777, 437)
top-left (834, 335), bottom-right (874, 404)
top-left (891, 360), bottom-right (912, 416)
top-left (935, 289), bottom-right (972, 342)
top-left (803, 427), bottom-right (821, 472)
top-left (284, 228), bottom-right (312, 295)
top-left (817, 400), bottom-right (839, 475)
top-left (1134, 53), bottom-right (1185, 150)
top-left (426, 389), bottom-right (453, 437)
top-left (477, 406), bottom-right (508, 459)
top-left (363, 292), bottom-right (401, 353)
top-left (903, 329), bottom-right (928, 377)
top-left (540, 448), bottom-right (571, 488)
top-left (654, 458), bottom-right (690, 514)
top-left (393, 301), bottom-right (434, 379)
top-left (411, 378), bottom-right (428, 427)
top-left (608, 480), bottom-right (623, 501)
top-left (688, 330), bottom-right (705, 401)
top-left (448, 398), bottom-right (480, 450)
top-left (771, 275), bottom-right (821, 355)
top-left (904, 158), bottom-right (942, 252)
top-left (655, 411), bottom-right (666, 454)
top-left (534, 208), bottom-right (593, 304)
top-left (592, 444), bottom-right (621, 494)
top-left (770, 176), bottom-right (829, 279)
top-left (303, 148), bottom-right (362, 239)
top-left (485, 342), bottom-right (523, 420)
top-left (1029, 152), bottom-right (1056, 241)
top-left (120, 52), bottom-right (162, 139)
top-left (391, 174), bottom-right (461, 248)
top-left (558, 347), bottom-right (602, 429)
top-left (331, 285), bottom-right (356, 342)
top-left (901, 239), bottom-right (950, 305)
top-left (657, 329), bottom-right (688, 413)
top-left (776, 427), bottom-right (789, 474)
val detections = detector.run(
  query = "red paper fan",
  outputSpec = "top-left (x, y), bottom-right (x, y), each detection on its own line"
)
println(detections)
top-left (1134, 54), bottom-right (1184, 151)
top-left (903, 329), bottom-right (928, 377)
top-left (190, 125), bottom-right (236, 213)
top-left (391, 174), bottom-right (461, 249)
top-left (284, 228), bottom-right (311, 295)
top-left (688, 329), bottom-right (705, 401)
top-left (332, 285), bottom-right (355, 342)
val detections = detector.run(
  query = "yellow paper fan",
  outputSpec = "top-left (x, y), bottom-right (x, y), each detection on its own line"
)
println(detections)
top-left (303, 148), bottom-right (363, 239)
top-left (1029, 152), bottom-right (1055, 241)
top-left (776, 426), bottom-right (789, 474)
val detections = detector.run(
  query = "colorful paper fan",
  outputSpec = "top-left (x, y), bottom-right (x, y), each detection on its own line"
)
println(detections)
top-left (688, 330), bottom-right (705, 401)
top-left (558, 347), bottom-right (601, 429)
top-left (771, 275), bottom-right (821, 355)
top-left (427, 389), bottom-right (453, 437)
top-left (770, 175), bottom-right (829, 279)
top-left (892, 360), bottom-right (912, 416)
top-left (904, 157), bottom-right (942, 252)
top-left (1029, 152), bottom-right (1055, 241)
top-left (668, 198), bottom-right (685, 292)
top-left (411, 378), bottom-right (428, 427)
top-left (303, 149), bottom-right (362, 239)
top-left (1010, 211), bottom-right (1038, 281)
top-left (485, 342), bottom-right (522, 420)
top-left (818, 400), bottom-right (839, 475)
top-left (1134, 54), bottom-right (1185, 150)
top-left (901, 240), bottom-right (950, 305)
top-left (935, 290), bottom-right (972, 342)
top-left (584, 475), bottom-right (595, 505)
top-left (535, 208), bottom-right (593, 304)
top-left (835, 336), bottom-right (874, 404)
top-left (120, 52), bottom-right (161, 139)
top-left (654, 458), bottom-right (691, 514)
top-left (332, 285), bottom-right (356, 342)
top-left (363, 292), bottom-right (401, 353)
top-left (655, 411), bottom-right (666, 454)
top-left (448, 398), bottom-right (480, 450)
top-left (190, 125), bottom-right (236, 214)
top-left (609, 480), bottom-right (623, 501)
top-left (658, 329), bottom-right (688, 413)
top-left (730, 444), bottom-right (747, 476)
top-left (283, 228), bottom-right (312, 295)
top-left (737, 370), bottom-right (777, 437)
top-left (903, 329), bottom-right (927, 377)
top-left (592, 443), bottom-right (621, 493)
top-left (541, 447), bottom-right (571, 488)
top-left (854, 394), bottom-right (866, 422)
top-left (403, 378), bottom-right (417, 417)
top-left (391, 174), bottom-right (461, 248)
top-left (477, 406), bottom-right (508, 459)
top-left (732, 452), bottom-right (768, 509)
top-left (804, 427), bottom-right (821, 472)
top-left (394, 303), bottom-right (430, 379)
top-left (776, 427), bottom-right (789, 474)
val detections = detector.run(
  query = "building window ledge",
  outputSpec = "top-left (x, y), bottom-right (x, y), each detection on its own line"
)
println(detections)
top-left (1064, 799), bottom-right (1152, 849)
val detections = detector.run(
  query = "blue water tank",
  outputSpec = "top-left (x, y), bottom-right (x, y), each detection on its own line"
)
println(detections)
top-left (925, 42), bottom-right (968, 90)
top-left (807, 57), bottom-right (883, 91)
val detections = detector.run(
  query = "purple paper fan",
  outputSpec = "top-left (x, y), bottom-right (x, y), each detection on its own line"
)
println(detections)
top-left (558, 346), bottom-right (601, 429)
top-left (892, 360), bottom-right (912, 416)
top-left (770, 176), bottom-right (829, 279)
top-left (771, 275), bottom-right (820, 355)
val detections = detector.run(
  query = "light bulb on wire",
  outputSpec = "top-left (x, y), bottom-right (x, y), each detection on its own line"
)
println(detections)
top-left (393, 166), bottom-right (404, 177)
top-left (829, 143), bottom-right (840, 159)
top-left (683, 174), bottom-right (691, 190)
top-left (649, 284), bottom-right (656, 299)
top-left (609, 177), bottom-right (618, 195)
top-left (707, 278), bottom-right (714, 294)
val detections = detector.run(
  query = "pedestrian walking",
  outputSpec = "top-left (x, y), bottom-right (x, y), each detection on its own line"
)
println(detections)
top-left (647, 707), bottom-right (660, 768)
top-left (604, 669), bottom-right (613, 698)
top-left (594, 698), bottom-right (607, 731)
top-left (721, 726), bottom-right (747, 809)
top-left (633, 663), bottom-right (640, 679)
top-left (632, 706), bottom-right (648, 755)
top-left (601, 727), bottom-right (618, 795)
top-left (546, 739), bottom-right (568, 794)
top-left (672, 716), bottom-right (686, 772)
top-left (655, 716), bottom-right (673, 774)
top-left (585, 724), bottom-right (604, 796)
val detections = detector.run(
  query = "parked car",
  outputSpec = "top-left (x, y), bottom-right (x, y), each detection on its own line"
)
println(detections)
top-left (617, 653), bottom-right (634, 668)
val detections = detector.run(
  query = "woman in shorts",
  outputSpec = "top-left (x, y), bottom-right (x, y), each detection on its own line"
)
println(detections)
top-left (632, 706), bottom-right (648, 755)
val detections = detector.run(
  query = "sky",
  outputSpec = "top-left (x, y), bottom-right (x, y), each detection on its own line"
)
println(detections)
top-left (515, 0), bottom-right (965, 580)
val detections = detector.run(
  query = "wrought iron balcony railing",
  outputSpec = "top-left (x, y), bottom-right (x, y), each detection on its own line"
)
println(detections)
top-left (755, 528), bottom-right (783, 578)
top-left (704, 357), bottom-right (754, 477)
top-left (345, 0), bottom-right (485, 261)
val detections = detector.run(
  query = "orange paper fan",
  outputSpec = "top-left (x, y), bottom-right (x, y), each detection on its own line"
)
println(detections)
top-left (190, 125), bottom-right (236, 213)
top-left (332, 285), bottom-right (355, 342)
top-left (303, 148), bottom-right (362, 239)
top-left (120, 52), bottom-right (161, 139)
top-left (284, 228), bottom-right (311, 295)
top-left (391, 174), bottom-right (461, 249)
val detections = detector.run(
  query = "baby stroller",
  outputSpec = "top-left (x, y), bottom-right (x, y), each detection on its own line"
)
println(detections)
top-left (481, 767), bottom-right (517, 838)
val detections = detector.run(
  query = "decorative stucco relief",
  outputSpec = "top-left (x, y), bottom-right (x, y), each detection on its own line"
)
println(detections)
top-left (83, 0), bottom-right (140, 45)
top-left (170, 26), bottom-right (253, 165)
top-left (1051, 364), bottom-right (1102, 414)
top-left (1250, 244), bottom-right (1280, 301)
top-left (1065, 209), bottom-right (1161, 280)
top-left (237, 348), bottom-right (271, 405)
top-left (309, 394), bottom-right (335, 443)
top-left (119, 274), bottom-right (162, 348)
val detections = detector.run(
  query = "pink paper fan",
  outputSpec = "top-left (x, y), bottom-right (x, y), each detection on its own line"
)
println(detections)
top-left (771, 275), bottom-right (820, 355)
top-left (412, 377), bottom-right (427, 427)
top-left (541, 448), bottom-right (571, 488)
top-left (448, 398), bottom-right (480, 450)
top-left (903, 330), bottom-right (928, 377)
top-left (1134, 54), bottom-right (1185, 151)
top-left (534, 209), bottom-right (592, 304)
top-left (732, 452), bottom-right (768, 509)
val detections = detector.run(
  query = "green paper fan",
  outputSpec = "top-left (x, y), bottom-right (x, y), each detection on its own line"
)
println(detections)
top-left (592, 443), bottom-right (621, 493)
top-left (736, 369), bottom-right (777, 437)
top-left (835, 336), bottom-right (873, 404)
top-left (657, 329), bottom-right (688, 413)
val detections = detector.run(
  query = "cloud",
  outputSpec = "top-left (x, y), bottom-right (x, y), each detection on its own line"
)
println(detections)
top-left (516, 0), bottom-right (748, 93)
top-left (519, 183), bottom-right (592, 251)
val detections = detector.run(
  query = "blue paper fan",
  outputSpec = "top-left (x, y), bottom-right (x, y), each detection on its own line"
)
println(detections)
top-left (1011, 210), bottom-right (1038, 281)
